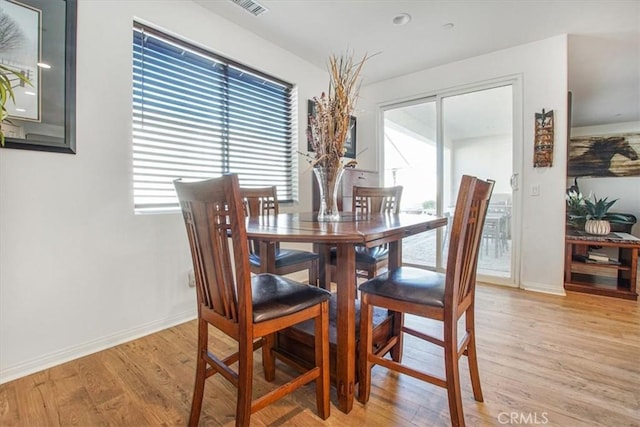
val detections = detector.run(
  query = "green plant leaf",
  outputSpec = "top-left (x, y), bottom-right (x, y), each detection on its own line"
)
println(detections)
top-left (579, 195), bottom-right (619, 220)
top-left (1, 64), bottom-right (33, 147)
top-left (604, 213), bottom-right (635, 224)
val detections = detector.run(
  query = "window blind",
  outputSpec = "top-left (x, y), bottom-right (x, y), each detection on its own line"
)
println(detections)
top-left (133, 23), bottom-right (295, 213)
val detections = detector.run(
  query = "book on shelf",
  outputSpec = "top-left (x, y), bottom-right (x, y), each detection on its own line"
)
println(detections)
top-left (588, 252), bottom-right (609, 262)
top-left (612, 232), bottom-right (640, 242)
top-left (572, 253), bottom-right (621, 265)
top-left (587, 258), bottom-right (621, 265)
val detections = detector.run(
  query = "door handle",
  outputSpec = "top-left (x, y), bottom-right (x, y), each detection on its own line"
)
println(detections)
top-left (510, 174), bottom-right (518, 191)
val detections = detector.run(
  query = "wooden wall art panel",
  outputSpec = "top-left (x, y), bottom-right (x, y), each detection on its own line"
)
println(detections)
top-left (568, 133), bottom-right (640, 177)
top-left (534, 109), bottom-right (554, 167)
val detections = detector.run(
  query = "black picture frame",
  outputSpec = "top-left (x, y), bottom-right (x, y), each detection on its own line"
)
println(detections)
top-left (344, 115), bottom-right (356, 159)
top-left (306, 99), bottom-right (315, 152)
top-left (307, 99), bottom-right (357, 159)
top-left (2, 0), bottom-right (77, 154)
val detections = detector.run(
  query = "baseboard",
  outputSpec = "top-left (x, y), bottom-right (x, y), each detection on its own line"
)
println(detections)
top-left (521, 280), bottom-right (566, 296)
top-left (0, 309), bottom-right (197, 384)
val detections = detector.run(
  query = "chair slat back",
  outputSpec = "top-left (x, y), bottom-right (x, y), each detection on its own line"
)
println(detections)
top-left (174, 175), bottom-right (252, 325)
top-left (240, 186), bottom-right (279, 217)
top-left (353, 186), bottom-right (403, 214)
top-left (444, 175), bottom-right (494, 308)
top-left (239, 186), bottom-right (280, 255)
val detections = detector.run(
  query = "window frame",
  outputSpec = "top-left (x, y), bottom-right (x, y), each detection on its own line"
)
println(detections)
top-left (132, 23), bottom-right (296, 214)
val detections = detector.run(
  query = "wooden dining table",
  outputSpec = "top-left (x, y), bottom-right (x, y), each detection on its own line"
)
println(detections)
top-left (245, 212), bottom-right (447, 413)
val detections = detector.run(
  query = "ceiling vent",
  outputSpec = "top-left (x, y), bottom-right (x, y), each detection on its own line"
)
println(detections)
top-left (230, 0), bottom-right (269, 16)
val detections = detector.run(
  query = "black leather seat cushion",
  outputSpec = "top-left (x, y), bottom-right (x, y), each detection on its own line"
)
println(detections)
top-left (329, 245), bottom-right (389, 264)
top-left (252, 274), bottom-right (331, 323)
top-left (249, 249), bottom-right (319, 269)
top-left (287, 294), bottom-right (390, 345)
top-left (359, 267), bottom-right (445, 308)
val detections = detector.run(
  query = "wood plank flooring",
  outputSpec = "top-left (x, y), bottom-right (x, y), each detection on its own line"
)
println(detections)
top-left (1, 284), bottom-right (638, 426)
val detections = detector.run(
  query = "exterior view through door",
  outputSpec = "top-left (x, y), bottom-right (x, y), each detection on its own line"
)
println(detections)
top-left (383, 84), bottom-right (516, 285)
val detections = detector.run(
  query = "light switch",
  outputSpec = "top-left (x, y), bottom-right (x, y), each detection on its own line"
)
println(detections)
top-left (531, 184), bottom-right (540, 196)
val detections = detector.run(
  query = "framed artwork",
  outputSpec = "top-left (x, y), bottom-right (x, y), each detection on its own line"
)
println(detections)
top-left (568, 133), bottom-right (640, 177)
top-left (1, 0), bottom-right (77, 154)
top-left (344, 115), bottom-right (356, 158)
top-left (0, 0), bottom-right (41, 121)
top-left (307, 99), bottom-right (357, 159)
top-left (306, 99), bottom-right (315, 152)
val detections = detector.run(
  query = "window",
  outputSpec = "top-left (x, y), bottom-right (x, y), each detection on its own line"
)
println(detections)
top-left (132, 23), bottom-right (295, 213)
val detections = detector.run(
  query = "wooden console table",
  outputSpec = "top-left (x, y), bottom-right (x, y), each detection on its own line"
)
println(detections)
top-left (564, 231), bottom-right (639, 300)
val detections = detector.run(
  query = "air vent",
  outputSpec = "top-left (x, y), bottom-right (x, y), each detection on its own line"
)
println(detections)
top-left (230, 0), bottom-right (269, 16)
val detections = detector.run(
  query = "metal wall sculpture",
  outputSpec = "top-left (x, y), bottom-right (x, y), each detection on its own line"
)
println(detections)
top-left (534, 109), bottom-right (554, 167)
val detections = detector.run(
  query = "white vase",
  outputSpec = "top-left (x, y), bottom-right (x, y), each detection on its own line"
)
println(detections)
top-left (584, 219), bottom-right (610, 235)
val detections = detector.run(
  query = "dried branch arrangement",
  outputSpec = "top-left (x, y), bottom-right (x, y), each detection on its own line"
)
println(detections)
top-left (307, 53), bottom-right (367, 168)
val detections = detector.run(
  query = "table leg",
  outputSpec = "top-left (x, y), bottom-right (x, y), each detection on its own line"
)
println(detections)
top-left (388, 240), bottom-right (401, 271)
top-left (388, 240), bottom-right (404, 362)
top-left (564, 242), bottom-right (572, 284)
top-left (316, 243), bottom-right (332, 290)
top-left (258, 240), bottom-right (276, 273)
top-left (628, 248), bottom-right (638, 297)
top-left (335, 243), bottom-right (356, 413)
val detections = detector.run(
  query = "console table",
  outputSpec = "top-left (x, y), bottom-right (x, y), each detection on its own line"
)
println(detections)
top-left (564, 231), bottom-right (639, 300)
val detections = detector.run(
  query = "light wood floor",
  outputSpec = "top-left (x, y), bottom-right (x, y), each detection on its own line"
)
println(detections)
top-left (1, 284), bottom-right (638, 426)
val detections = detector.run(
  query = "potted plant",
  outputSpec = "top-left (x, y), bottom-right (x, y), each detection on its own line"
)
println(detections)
top-left (578, 194), bottom-right (631, 235)
top-left (1, 64), bottom-right (31, 146)
top-left (566, 189), bottom-right (587, 230)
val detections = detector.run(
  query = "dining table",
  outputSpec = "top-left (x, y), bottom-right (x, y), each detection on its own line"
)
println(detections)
top-left (245, 211), bottom-right (447, 413)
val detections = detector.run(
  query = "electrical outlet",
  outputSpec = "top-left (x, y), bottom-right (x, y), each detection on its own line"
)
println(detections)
top-left (188, 270), bottom-right (196, 287)
top-left (531, 184), bottom-right (540, 196)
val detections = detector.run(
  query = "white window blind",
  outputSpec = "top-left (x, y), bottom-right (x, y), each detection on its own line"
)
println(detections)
top-left (133, 23), bottom-right (295, 213)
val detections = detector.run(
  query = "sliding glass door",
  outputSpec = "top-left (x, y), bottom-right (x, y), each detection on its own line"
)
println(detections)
top-left (383, 100), bottom-right (438, 268)
top-left (442, 85), bottom-right (514, 282)
top-left (382, 82), bottom-right (518, 285)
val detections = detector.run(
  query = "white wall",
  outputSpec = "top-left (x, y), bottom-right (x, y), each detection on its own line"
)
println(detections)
top-left (570, 121), bottom-right (640, 236)
top-left (0, 0), bottom-right (326, 383)
top-left (358, 35), bottom-right (570, 295)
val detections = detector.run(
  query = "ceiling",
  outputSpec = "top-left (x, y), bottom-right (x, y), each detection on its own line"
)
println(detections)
top-left (196, 0), bottom-right (639, 129)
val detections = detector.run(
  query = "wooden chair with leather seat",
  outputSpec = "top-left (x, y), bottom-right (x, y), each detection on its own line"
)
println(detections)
top-left (358, 175), bottom-right (494, 427)
top-left (240, 186), bottom-right (319, 286)
top-left (329, 185), bottom-right (403, 281)
top-left (174, 174), bottom-right (331, 427)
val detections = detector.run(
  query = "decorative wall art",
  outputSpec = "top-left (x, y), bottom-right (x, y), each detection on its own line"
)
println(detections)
top-left (533, 109), bottom-right (554, 167)
top-left (568, 133), bottom-right (640, 177)
top-left (0, 0), bottom-right (41, 121)
top-left (307, 99), bottom-right (356, 159)
top-left (1, 0), bottom-right (77, 154)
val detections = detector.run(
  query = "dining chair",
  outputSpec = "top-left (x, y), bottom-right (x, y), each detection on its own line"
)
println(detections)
top-left (175, 174), bottom-right (331, 427)
top-left (329, 185), bottom-right (403, 281)
top-left (357, 175), bottom-right (494, 427)
top-left (240, 186), bottom-right (319, 286)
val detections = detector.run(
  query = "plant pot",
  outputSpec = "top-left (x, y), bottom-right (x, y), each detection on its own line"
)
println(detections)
top-left (584, 219), bottom-right (610, 235)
